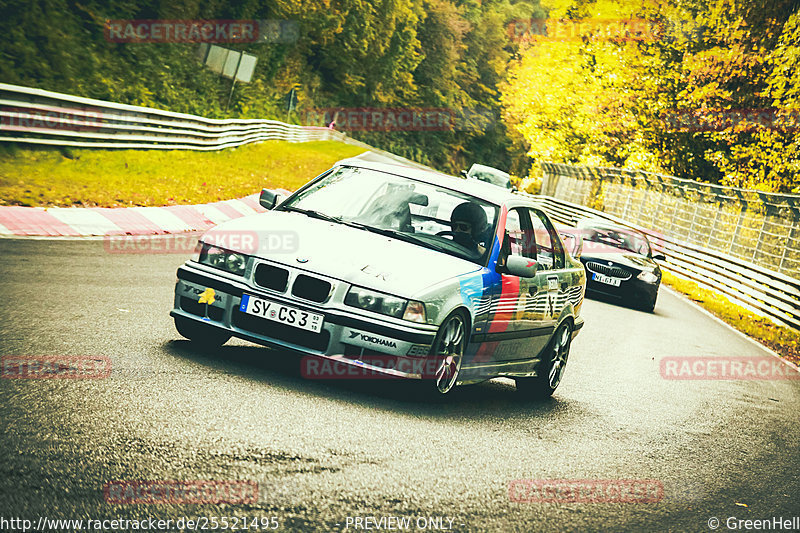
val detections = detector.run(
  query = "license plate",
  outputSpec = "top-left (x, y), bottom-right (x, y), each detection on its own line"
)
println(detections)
top-left (593, 273), bottom-right (621, 287)
top-left (240, 294), bottom-right (324, 333)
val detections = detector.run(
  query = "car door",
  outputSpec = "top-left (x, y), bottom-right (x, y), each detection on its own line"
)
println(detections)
top-left (527, 208), bottom-right (568, 330)
top-left (489, 207), bottom-right (552, 361)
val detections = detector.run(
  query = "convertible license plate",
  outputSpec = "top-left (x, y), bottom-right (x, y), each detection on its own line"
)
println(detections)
top-left (240, 294), bottom-right (324, 333)
top-left (593, 273), bottom-right (621, 287)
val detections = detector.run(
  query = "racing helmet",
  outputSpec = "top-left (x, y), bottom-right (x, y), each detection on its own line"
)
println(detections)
top-left (451, 202), bottom-right (487, 240)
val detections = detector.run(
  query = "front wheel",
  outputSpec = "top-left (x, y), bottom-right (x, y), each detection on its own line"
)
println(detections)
top-left (516, 321), bottom-right (572, 399)
top-left (174, 316), bottom-right (231, 347)
top-left (427, 311), bottom-right (467, 395)
top-left (637, 292), bottom-right (657, 313)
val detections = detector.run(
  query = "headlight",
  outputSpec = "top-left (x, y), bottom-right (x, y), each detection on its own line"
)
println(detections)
top-left (198, 243), bottom-right (248, 276)
top-left (637, 270), bottom-right (659, 284)
top-left (345, 286), bottom-right (420, 320)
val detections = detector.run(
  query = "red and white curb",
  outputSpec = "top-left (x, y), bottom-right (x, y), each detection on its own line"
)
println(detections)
top-left (0, 190), bottom-right (290, 237)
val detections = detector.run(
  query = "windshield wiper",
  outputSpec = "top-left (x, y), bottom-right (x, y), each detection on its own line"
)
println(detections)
top-left (282, 207), bottom-right (343, 224)
top-left (344, 222), bottom-right (449, 252)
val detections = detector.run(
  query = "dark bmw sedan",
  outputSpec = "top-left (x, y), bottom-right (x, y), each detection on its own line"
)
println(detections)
top-left (564, 221), bottom-right (665, 312)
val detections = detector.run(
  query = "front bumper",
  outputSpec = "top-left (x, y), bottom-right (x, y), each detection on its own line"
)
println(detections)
top-left (584, 275), bottom-right (658, 304)
top-left (172, 263), bottom-right (438, 379)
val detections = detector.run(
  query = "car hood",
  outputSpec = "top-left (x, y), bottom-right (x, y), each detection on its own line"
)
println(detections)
top-left (203, 211), bottom-right (482, 296)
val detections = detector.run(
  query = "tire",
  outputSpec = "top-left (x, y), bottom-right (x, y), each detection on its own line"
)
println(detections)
top-left (426, 311), bottom-right (468, 395)
top-left (174, 316), bottom-right (231, 347)
top-left (516, 320), bottom-right (572, 399)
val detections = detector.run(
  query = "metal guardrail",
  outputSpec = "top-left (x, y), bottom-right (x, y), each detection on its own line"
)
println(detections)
top-left (540, 163), bottom-right (800, 279)
top-left (0, 83), bottom-right (344, 149)
top-left (525, 191), bottom-right (800, 331)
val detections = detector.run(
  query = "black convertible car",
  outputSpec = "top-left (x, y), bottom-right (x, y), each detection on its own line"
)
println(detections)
top-left (562, 221), bottom-right (665, 312)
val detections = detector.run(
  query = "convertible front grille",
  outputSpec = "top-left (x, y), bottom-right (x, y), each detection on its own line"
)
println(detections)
top-left (291, 274), bottom-right (332, 303)
top-left (232, 309), bottom-right (329, 351)
top-left (254, 263), bottom-right (289, 292)
top-left (585, 262), bottom-right (632, 280)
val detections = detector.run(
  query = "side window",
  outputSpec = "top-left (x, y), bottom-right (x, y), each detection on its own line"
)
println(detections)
top-left (504, 208), bottom-right (535, 259)
top-left (528, 209), bottom-right (565, 270)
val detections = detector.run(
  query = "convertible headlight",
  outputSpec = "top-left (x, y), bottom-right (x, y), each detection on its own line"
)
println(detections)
top-left (345, 286), bottom-right (414, 319)
top-left (198, 243), bottom-right (248, 276)
top-left (637, 270), bottom-right (659, 284)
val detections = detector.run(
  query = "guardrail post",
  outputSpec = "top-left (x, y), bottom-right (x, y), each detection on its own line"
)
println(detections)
top-left (652, 175), bottom-right (666, 227)
top-left (668, 185), bottom-right (685, 236)
top-left (752, 216), bottom-right (768, 262)
top-left (778, 218), bottom-right (796, 273)
top-left (729, 191), bottom-right (747, 256)
top-left (634, 172), bottom-right (650, 225)
top-left (620, 174), bottom-right (633, 220)
top-left (752, 193), bottom-right (775, 263)
top-left (687, 197), bottom-right (700, 243)
top-left (709, 193), bottom-right (723, 249)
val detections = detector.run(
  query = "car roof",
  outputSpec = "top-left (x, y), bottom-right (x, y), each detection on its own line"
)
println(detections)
top-left (336, 159), bottom-right (517, 205)
top-left (469, 163), bottom-right (511, 179)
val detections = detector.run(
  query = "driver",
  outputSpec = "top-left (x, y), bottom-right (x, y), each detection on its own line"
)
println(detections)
top-left (450, 202), bottom-right (487, 256)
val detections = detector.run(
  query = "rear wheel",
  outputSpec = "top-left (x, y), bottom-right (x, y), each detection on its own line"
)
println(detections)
top-left (427, 311), bottom-right (467, 395)
top-left (174, 316), bottom-right (231, 347)
top-left (516, 321), bottom-right (572, 399)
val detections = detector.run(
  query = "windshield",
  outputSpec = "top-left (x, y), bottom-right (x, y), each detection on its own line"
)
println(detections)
top-left (584, 227), bottom-right (651, 256)
top-left (280, 166), bottom-right (499, 264)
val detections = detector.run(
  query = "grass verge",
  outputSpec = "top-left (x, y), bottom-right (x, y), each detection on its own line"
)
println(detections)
top-left (661, 270), bottom-right (800, 367)
top-left (0, 141), bottom-right (364, 207)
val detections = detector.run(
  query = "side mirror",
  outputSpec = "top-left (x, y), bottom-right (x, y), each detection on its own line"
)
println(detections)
top-left (460, 170), bottom-right (468, 178)
top-left (505, 255), bottom-right (538, 278)
top-left (653, 252), bottom-right (666, 261)
top-left (259, 189), bottom-right (283, 210)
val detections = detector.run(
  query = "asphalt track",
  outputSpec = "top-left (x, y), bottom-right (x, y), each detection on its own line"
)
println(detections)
top-left (0, 233), bottom-right (798, 533)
